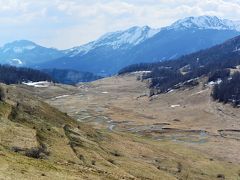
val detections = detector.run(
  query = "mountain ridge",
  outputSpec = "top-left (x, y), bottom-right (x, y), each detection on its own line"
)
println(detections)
top-left (65, 16), bottom-right (240, 58)
top-left (39, 15), bottom-right (240, 75)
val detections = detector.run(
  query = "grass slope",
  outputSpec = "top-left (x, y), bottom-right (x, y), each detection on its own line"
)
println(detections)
top-left (0, 83), bottom-right (239, 179)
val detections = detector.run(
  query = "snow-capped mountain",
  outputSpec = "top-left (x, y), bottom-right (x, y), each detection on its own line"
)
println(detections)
top-left (0, 40), bottom-right (64, 66)
top-left (167, 16), bottom-right (240, 31)
top-left (2, 16), bottom-right (239, 75)
top-left (65, 16), bottom-right (240, 58)
top-left (66, 26), bottom-right (160, 57)
top-left (40, 16), bottom-right (240, 75)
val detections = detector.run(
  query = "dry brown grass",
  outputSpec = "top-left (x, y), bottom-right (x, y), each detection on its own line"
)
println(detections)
top-left (1, 73), bottom-right (239, 179)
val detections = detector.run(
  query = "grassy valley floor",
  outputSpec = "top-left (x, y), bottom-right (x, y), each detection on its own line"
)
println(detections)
top-left (1, 73), bottom-right (240, 179)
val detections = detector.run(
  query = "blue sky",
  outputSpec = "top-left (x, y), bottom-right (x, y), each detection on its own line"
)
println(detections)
top-left (1, 0), bottom-right (240, 49)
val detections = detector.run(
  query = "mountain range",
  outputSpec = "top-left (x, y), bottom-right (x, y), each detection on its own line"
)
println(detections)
top-left (1, 16), bottom-right (240, 75)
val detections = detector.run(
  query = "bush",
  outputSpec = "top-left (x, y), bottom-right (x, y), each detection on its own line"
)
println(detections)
top-left (108, 159), bottom-right (115, 165)
top-left (11, 146), bottom-right (24, 153)
top-left (110, 150), bottom-right (121, 157)
top-left (25, 147), bottom-right (44, 159)
top-left (91, 160), bottom-right (96, 165)
top-left (0, 86), bottom-right (6, 101)
top-left (11, 146), bottom-right (49, 159)
top-left (217, 174), bottom-right (225, 179)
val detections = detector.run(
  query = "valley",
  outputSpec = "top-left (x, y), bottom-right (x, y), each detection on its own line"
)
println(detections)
top-left (12, 72), bottom-right (240, 179)
top-left (45, 73), bottom-right (240, 163)
top-left (1, 10), bottom-right (240, 179)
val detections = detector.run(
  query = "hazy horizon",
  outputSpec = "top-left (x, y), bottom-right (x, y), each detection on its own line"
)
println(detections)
top-left (1, 0), bottom-right (240, 49)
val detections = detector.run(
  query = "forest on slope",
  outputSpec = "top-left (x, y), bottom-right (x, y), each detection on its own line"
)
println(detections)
top-left (119, 35), bottom-right (240, 106)
top-left (0, 65), bottom-right (53, 84)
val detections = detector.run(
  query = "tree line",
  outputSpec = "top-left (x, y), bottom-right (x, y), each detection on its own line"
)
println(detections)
top-left (0, 65), bottom-right (53, 84)
top-left (212, 72), bottom-right (240, 107)
top-left (118, 35), bottom-right (240, 106)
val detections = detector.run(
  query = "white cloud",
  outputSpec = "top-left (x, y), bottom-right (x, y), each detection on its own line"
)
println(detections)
top-left (0, 0), bottom-right (240, 49)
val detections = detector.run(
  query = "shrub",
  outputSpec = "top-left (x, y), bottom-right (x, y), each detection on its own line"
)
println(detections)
top-left (0, 86), bottom-right (6, 101)
top-left (10, 145), bottom-right (49, 160)
top-left (91, 160), bottom-right (96, 165)
top-left (217, 174), bottom-right (225, 179)
top-left (108, 159), bottom-right (115, 165)
top-left (11, 146), bottom-right (24, 153)
top-left (25, 147), bottom-right (45, 159)
top-left (110, 150), bottom-right (121, 157)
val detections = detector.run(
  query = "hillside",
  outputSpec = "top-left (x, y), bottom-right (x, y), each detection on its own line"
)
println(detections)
top-left (0, 83), bottom-right (144, 179)
top-left (1, 74), bottom-right (240, 179)
top-left (119, 35), bottom-right (240, 105)
top-left (19, 73), bottom-right (240, 179)
top-left (39, 16), bottom-right (240, 75)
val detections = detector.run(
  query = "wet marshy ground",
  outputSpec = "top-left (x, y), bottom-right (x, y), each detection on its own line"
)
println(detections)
top-left (73, 109), bottom-right (210, 144)
top-left (218, 129), bottom-right (240, 140)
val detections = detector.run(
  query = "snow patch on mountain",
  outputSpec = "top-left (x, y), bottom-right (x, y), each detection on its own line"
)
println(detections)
top-left (22, 81), bottom-right (51, 88)
top-left (12, 45), bottom-right (36, 53)
top-left (233, 47), bottom-right (240, 52)
top-left (10, 58), bottom-right (23, 65)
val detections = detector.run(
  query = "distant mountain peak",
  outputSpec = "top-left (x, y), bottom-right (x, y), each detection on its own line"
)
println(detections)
top-left (167, 15), bottom-right (240, 31)
top-left (4, 40), bottom-right (36, 47)
top-left (66, 26), bottom-right (160, 56)
top-left (1, 40), bottom-right (37, 54)
top-left (0, 40), bottom-right (64, 66)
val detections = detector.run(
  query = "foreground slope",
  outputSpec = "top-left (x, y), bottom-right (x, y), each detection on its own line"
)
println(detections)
top-left (0, 84), bottom-right (136, 179)
top-left (18, 73), bottom-right (240, 179)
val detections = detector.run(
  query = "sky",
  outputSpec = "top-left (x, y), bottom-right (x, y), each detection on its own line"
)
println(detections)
top-left (0, 0), bottom-right (240, 49)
